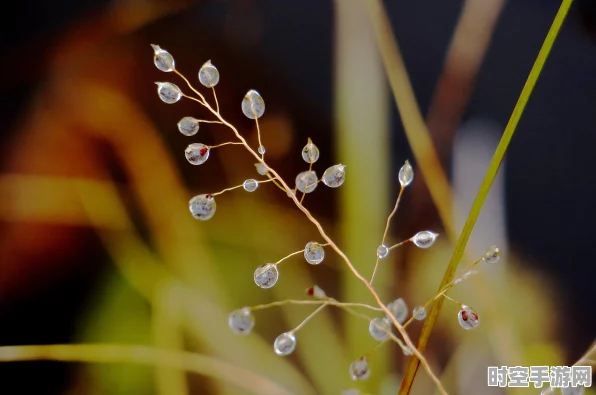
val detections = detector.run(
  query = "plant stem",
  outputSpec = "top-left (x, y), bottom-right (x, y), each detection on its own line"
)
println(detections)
top-left (0, 344), bottom-right (292, 395)
top-left (399, 0), bottom-right (573, 393)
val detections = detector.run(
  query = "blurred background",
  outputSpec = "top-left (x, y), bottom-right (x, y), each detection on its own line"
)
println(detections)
top-left (0, 0), bottom-right (595, 394)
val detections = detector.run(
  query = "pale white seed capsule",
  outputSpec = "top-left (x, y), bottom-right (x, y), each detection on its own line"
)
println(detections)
top-left (301, 138), bottom-right (320, 164)
top-left (411, 230), bottom-right (439, 248)
top-left (413, 306), bottom-right (427, 320)
top-left (243, 179), bottom-right (259, 192)
top-left (273, 331), bottom-right (296, 356)
top-left (254, 264), bottom-right (279, 289)
top-left (254, 163), bottom-right (268, 176)
top-left (306, 285), bottom-right (327, 299)
top-left (322, 164), bottom-right (346, 188)
top-left (398, 160), bottom-right (414, 187)
top-left (458, 305), bottom-right (480, 330)
top-left (185, 143), bottom-right (210, 165)
top-left (482, 245), bottom-right (501, 264)
top-left (295, 170), bottom-right (318, 193)
top-left (189, 194), bottom-right (216, 221)
top-left (228, 307), bottom-right (255, 335)
top-left (376, 244), bottom-right (389, 259)
top-left (368, 317), bottom-right (391, 341)
top-left (349, 357), bottom-right (371, 381)
top-left (151, 44), bottom-right (175, 72)
top-left (242, 90), bottom-right (265, 119)
top-left (257, 145), bottom-right (266, 155)
top-left (156, 82), bottom-right (182, 104)
top-left (387, 298), bottom-right (408, 324)
top-left (177, 117), bottom-right (200, 136)
top-left (304, 241), bottom-right (325, 265)
top-left (402, 346), bottom-right (414, 356)
top-left (198, 60), bottom-right (220, 87)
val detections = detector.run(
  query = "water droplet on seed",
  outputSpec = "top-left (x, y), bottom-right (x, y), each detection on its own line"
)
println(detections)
top-left (242, 90), bottom-right (265, 119)
top-left (198, 60), bottom-right (220, 87)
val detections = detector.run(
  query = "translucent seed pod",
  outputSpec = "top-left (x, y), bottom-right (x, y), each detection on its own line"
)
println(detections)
top-left (305, 285), bottom-right (327, 299)
top-left (177, 117), bottom-right (200, 136)
top-left (198, 60), bottom-right (220, 87)
top-left (349, 357), bottom-right (371, 381)
top-left (241, 90), bottom-right (265, 119)
top-left (243, 179), bottom-right (259, 192)
top-left (151, 44), bottom-right (175, 72)
top-left (304, 241), bottom-right (325, 265)
top-left (398, 160), bottom-right (414, 187)
top-left (387, 298), bottom-right (408, 324)
top-left (228, 307), bottom-right (255, 335)
top-left (257, 145), bottom-right (266, 155)
top-left (482, 245), bottom-right (501, 264)
top-left (368, 317), bottom-right (391, 341)
top-left (402, 346), bottom-right (413, 356)
top-left (254, 163), bottom-right (268, 176)
top-left (189, 194), bottom-right (216, 221)
top-left (254, 264), bottom-right (279, 289)
top-left (156, 82), bottom-right (182, 104)
top-left (376, 244), bottom-right (389, 260)
top-left (273, 332), bottom-right (296, 356)
top-left (413, 306), bottom-right (427, 320)
top-left (301, 138), bottom-right (320, 164)
top-left (295, 170), bottom-right (318, 193)
top-left (322, 164), bottom-right (346, 188)
top-left (411, 230), bottom-right (439, 248)
top-left (185, 143), bottom-right (210, 165)
top-left (458, 305), bottom-right (480, 330)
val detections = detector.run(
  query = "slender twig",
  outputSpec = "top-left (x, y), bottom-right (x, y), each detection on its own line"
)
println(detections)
top-left (211, 178), bottom-right (275, 196)
top-left (273, 243), bottom-right (330, 265)
top-left (255, 117), bottom-right (264, 159)
top-left (370, 187), bottom-right (404, 284)
top-left (208, 142), bottom-right (244, 149)
top-left (212, 86), bottom-right (220, 113)
top-left (399, 1), bottom-right (573, 393)
top-left (293, 303), bottom-right (329, 332)
top-left (388, 239), bottom-right (410, 251)
top-left (250, 299), bottom-right (383, 313)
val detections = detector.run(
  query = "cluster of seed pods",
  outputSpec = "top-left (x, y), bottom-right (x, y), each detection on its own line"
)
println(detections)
top-left (151, 44), bottom-right (502, 385)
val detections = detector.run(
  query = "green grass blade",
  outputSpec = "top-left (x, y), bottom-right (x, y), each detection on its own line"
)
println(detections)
top-left (399, 0), bottom-right (574, 393)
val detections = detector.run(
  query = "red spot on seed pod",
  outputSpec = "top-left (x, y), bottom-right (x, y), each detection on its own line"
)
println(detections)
top-left (306, 287), bottom-right (314, 296)
top-left (200, 147), bottom-right (208, 156)
top-left (461, 310), bottom-right (468, 321)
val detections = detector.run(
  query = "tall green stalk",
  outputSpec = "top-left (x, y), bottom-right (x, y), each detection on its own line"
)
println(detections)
top-left (399, 0), bottom-right (574, 393)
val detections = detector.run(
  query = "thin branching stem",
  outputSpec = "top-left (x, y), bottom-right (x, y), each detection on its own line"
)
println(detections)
top-left (208, 142), bottom-right (244, 149)
top-left (172, 70), bottom-right (448, 395)
top-left (274, 243), bottom-right (330, 265)
top-left (211, 178), bottom-right (275, 196)
top-left (293, 303), bottom-right (329, 332)
top-left (371, 186), bottom-right (404, 284)
top-left (250, 298), bottom-right (383, 313)
top-left (212, 86), bottom-right (220, 113)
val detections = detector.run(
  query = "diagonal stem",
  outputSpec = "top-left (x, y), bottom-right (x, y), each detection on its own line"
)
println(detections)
top-left (398, 0), bottom-right (574, 393)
